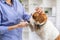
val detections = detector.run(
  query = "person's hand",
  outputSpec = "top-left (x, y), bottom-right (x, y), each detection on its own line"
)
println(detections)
top-left (18, 21), bottom-right (28, 28)
top-left (8, 21), bottom-right (28, 30)
top-left (35, 7), bottom-right (43, 14)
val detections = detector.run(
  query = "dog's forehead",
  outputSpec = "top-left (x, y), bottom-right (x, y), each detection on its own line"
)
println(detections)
top-left (32, 12), bottom-right (39, 15)
top-left (33, 12), bottom-right (39, 15)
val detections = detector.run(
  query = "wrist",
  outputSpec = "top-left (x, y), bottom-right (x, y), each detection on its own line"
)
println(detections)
top-left (13, 24), bottom-right (21, 28)
top-left (8, 24), bottom-right (20, 30)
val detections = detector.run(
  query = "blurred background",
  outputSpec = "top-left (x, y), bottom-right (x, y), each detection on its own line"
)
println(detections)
top-left (19, 0), bottom-right (60, 40)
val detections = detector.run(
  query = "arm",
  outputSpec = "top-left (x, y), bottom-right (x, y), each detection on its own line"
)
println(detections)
top-left (0, 10), bottom-right (28, 34)
top-left (16, 0), bottom-right (31, 21)
top-left (0, 11), bottom-right (8, 34)
top-left (0, 10), bottom-right (20, 34)
top-left (0, 0), bottom-right (29, 34)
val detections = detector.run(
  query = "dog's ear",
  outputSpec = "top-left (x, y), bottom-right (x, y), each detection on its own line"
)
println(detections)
top-left (42, 13), bottom-right (47, 23)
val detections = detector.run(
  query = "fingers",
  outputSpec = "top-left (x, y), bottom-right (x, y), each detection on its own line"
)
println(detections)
top-left (35, 7), bottom-right (43, 14)
top-left (25, 22), bottom-right (29, 26)
top-left (20, 21), bottom-right (29, 27)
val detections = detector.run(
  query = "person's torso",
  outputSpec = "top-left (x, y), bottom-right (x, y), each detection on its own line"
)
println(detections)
top-left (0, 0), bottom-right (23, 40)
top-left (0, 1), bottom-right (23, 26)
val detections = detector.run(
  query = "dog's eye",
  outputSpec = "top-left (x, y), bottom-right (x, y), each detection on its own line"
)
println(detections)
top-left (32, 15), bottom-right (36, 19)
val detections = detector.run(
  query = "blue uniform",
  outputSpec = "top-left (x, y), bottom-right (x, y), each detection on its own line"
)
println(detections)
top-left (0, 0), bottom-right (30, 40)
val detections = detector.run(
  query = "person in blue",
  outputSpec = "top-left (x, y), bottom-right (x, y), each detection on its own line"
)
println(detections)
top-left (0, 0), bottom-right (31, 40)
top-left (0, 0), bottom-right (42, 40)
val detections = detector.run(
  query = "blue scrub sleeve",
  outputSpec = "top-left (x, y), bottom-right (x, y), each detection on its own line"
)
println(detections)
top-left (0, 26), bottom-right (8, 34)
top-left (16, 0), bottom-right (31, 21)
top-left (23, 10), bottom-right (31, 21)
top-left (0, 11), bottom-right (8, 34)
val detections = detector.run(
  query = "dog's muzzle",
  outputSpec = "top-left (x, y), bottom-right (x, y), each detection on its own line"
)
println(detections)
top-left (34, 22), bottom-right (46, 29)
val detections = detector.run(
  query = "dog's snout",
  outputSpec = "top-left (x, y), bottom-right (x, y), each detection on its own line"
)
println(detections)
top-left (36, 25), bottom-right (40, 27)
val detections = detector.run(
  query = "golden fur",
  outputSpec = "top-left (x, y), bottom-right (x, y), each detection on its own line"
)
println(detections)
top-left (31, 12), bottom-right (60, 40)
top-left (55, 35), bottom-right (60, 40)
top-left (32, 12), bottom-right (47, 23)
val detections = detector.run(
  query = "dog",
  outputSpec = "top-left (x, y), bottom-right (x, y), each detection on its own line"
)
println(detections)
top-left (28, 12), bottom-right (60, 40)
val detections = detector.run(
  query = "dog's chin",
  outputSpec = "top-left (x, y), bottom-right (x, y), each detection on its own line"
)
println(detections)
top-left (34, 21), bottom-right (46, 31)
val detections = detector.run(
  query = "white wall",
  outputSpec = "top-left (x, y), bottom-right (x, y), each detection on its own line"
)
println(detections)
top-left (56, 0), bottom-right (60, 32)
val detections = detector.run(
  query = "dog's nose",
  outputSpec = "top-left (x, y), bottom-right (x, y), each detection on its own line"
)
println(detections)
top-left (27, 21), bottom-right (30, 23)
top-left (36, 24), bottom-right (40, 27)
top-left (35, 24), bottom-right (40, 29)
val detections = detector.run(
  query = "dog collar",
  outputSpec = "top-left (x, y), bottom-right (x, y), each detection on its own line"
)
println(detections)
top-left (34, 21), bottom-right (46, 28)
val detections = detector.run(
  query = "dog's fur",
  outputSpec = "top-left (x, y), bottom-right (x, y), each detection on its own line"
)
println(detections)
top-left (29, 12), bottom-right (60, 40)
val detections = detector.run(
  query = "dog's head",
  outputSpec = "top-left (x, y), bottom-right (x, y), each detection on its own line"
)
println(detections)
top-left (31, 12), bottom-right (47, 30)
top-left (32, 12), bottom-right (47, 25)
top-left (28, 11), bottom-right (47, 31)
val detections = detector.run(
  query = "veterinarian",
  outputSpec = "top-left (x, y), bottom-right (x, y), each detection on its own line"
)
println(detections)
top-left (0, 0), bottom-right (42, 40)
top-left (0, 0), bottom-right (31, 40)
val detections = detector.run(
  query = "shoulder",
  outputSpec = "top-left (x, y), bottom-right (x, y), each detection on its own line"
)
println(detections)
top-left (15, 0), bottom-right (19, 2)
top-left (15, 0), bottom-right (23, 8)
top-left (46, 20), bottom-right (53, 25)
top-left (44, 20), bottom-right (55, 32)
top-left (15, 0), bottom-right (22, 4)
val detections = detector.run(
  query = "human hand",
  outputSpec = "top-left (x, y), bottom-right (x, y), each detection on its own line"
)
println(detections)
top-left (8, 21), bottom-right (28, 30)
top-left (18, 21), bottom-right (28, 28)
top-left (35, 7), bottom-right (43, 14)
